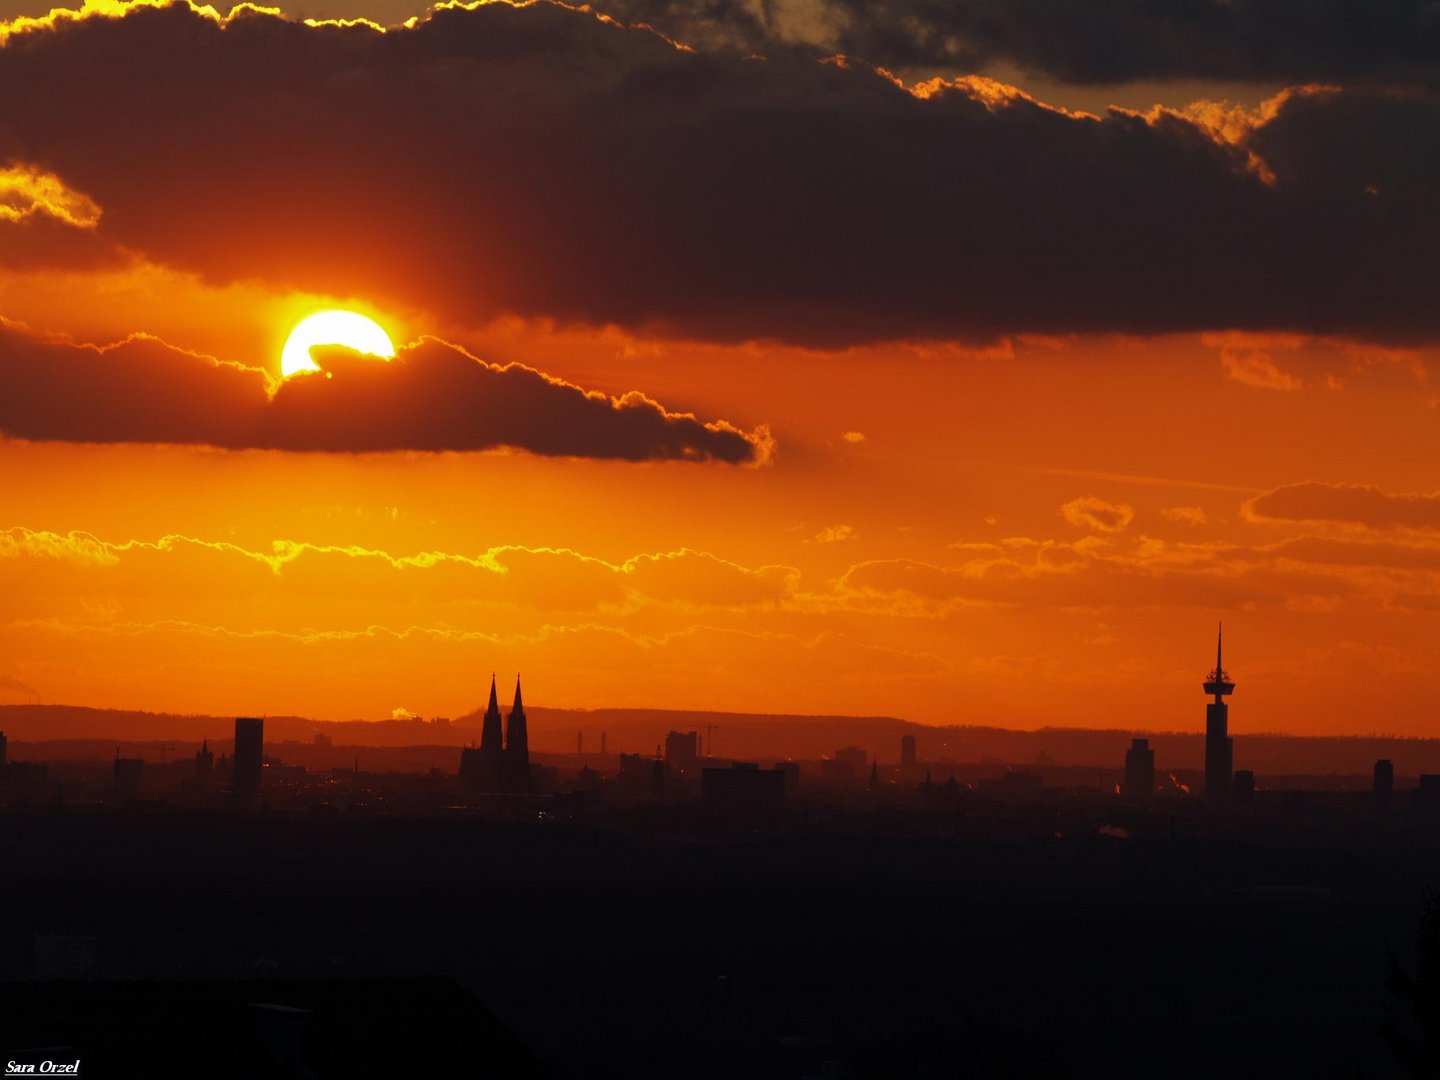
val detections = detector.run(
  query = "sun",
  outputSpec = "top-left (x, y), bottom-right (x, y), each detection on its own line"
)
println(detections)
top-left (280, 310), bottom-right (396, 378)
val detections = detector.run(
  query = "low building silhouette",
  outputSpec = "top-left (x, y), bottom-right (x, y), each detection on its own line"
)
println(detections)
top-left (618, 752), bottom-right (664, 796)
top-left (702, 763), bottom-right (786, 808)
top-left (458, 746), bottom-right (486, 791)
top-left (818, 759), bottom-right (855, 784)
top-left (1, 759), bottom-right (47, 803)
top-left (113, 750), bottom-right (143, 800)
top-left (1233, 769), bottom-right (1255, 802)
top-left (978, 771), bottom-right (1040, 797)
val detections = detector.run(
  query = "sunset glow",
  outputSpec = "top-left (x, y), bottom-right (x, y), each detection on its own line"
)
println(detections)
top-left (9, 3), bottom-right (1440, 1073)
top-left (0, 0), bottom-right (1438, 742)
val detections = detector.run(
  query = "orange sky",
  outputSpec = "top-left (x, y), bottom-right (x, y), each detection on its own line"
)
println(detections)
top-left (4, 1), bottom-right (1440, 735)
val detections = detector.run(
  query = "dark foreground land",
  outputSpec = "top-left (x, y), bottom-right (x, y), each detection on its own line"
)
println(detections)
top-left (0, 804), bottom-right (1435, 1079)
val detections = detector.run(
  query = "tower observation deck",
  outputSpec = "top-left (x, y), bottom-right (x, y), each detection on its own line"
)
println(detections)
top-left (1203, 625), bottom-right (1235, 798)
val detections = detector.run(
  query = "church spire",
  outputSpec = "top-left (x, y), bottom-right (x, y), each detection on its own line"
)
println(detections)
top-left (505, 674), bottom-right (528, 761)
top-left (480, 672), bottom-right (504, 755)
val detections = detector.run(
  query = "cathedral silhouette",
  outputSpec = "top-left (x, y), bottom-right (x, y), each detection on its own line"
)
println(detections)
top-left (459, 675), bottom-right (531, 794)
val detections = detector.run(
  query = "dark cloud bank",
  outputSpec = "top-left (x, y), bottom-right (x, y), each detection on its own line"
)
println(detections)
top-left (3, 2), bottom-right (1440, 346)
top-left (0, 326), bottom-right (767, 460)
top-left (595, 0), bottom-right (1440, 85)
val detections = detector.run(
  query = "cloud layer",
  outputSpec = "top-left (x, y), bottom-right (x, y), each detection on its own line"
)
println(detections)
top-left (593, 0), bottom-right (1440, 85)
top-left (1245, 482), bottom-right (1440, 532)
top-left (1061, 496), bottom-right (1134, 533)
top-left (0, 324), bottom-right (769, 460)
top-left (2, 3), bottom-right (1440, 346)
top-left (13, 509), bottom-right (1440, 624)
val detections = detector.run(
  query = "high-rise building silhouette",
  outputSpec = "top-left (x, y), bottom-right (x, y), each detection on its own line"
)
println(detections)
top-left (1421, 775), bottom-right (1440, 818)
top-left (1124, 738), bottom-right (1155, 798)
top-left (1375, 759), bottom-right (1395, 810)
top-left (234, 717), bottom-right (264, 796)
top-left (1202, 625), bottom-right (1235, 799)
top-left (665, 731), bottom-right (699, 776)
top-left (0, 728), bottom-right (7, 769)
top-left (900, 734), bottom-right (916, 767)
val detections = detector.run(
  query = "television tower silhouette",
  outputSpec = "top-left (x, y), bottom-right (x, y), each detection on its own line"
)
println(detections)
top-left (1202, 624), bottom-right (1235, 798)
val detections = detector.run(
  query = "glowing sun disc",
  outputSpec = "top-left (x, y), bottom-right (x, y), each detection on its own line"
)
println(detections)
top-left (281, 310), bottom-right (396, 377)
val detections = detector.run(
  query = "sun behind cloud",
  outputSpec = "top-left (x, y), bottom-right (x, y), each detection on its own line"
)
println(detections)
top-left (280, 310), bottom-right (396, 378)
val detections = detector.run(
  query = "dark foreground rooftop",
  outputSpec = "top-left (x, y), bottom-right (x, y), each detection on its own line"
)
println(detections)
top-left (0, 976), bottom-right (546, 1079)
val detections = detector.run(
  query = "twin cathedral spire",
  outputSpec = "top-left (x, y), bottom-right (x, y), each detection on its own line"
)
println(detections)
top-left (479, 674), bottom-right (527, 759)
top-left (460, 675), bottom-right (531, 794)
